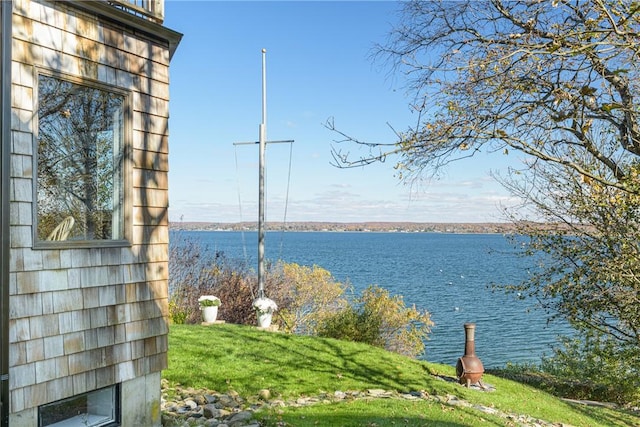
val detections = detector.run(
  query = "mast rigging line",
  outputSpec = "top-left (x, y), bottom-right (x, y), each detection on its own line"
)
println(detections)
top-left (233, 145), bottom-right (248, 263)
top-left (279, 141), bottom-right (294, 260)
top-left (233, 139), bottom-right (295, 262)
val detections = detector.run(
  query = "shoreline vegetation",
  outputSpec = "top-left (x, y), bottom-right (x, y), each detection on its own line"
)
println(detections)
top-left (170, 221), bottom-right (522, 234)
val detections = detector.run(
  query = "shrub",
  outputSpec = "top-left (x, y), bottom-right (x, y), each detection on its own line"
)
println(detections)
top-left (539, 331), bottom-right (640, 405)
top-left (490, 330), bottom-right (640, 407)
top-left (168, 298), bottom-right (188, 325)
top-left (169, 233), bottom-right (254, 324)
top-left (316, 305), bottom-right (383, 346)
top-left (215, 271), bottom-right (257, 325)
top-left (268, 263), bottom-right (349, 334)
top-left (318, 285), bottom-right (433, 358)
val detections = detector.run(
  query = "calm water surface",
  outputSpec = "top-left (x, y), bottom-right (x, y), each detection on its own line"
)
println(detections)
top-left (172, 230), bottom-right (571, 368)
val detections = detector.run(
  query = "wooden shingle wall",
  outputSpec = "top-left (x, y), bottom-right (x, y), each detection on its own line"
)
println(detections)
top-left (9, 0), bottom-right (171, 413)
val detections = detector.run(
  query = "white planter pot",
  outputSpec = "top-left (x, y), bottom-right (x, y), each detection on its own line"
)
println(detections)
top-left (202, 306), bottom-right (218, 323)
top-left (257, 312), bottom-right (273, 328)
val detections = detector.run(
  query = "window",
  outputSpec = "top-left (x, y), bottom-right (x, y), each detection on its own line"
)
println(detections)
top-left (36, 74), bottom-right (127, 244)
top-left (39, 386), bottom-right (119, 427)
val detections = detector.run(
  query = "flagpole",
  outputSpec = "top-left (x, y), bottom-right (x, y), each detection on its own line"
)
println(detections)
top-left (232, 49), bottom-right (293, 325)
top-left (258, 48), bottom-right (267, 299)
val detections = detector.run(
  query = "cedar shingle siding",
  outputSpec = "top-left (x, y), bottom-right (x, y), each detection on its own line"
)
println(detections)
top-left (7, 0), bottom-right (180, 424)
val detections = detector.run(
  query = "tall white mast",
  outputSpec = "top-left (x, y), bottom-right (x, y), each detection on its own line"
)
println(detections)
top-left (258, 48), bottom-right (267, 299)
top-left (234, 50), bottom-right (293, 307)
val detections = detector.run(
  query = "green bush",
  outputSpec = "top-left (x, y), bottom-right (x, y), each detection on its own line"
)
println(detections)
top-left (316, 306), bottom-right (383, 346)
top-left (317, 285), bottom-right (433, 358)
top-left (539, 331), bottom-right (640, 405)
top-left (489, 330), bottom-right (640, 406)
top-left (168, 296), bottom-right (188, 324)
top-left (267, 263), bottom-right (349, 334)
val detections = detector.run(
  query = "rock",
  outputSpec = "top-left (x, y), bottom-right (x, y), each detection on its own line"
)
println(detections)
top-left (164, 403), bottom-right (179, 412)
top-left (193, 394), bottom-right (208, 405)
top-left (202, 404), bottom-right (221, 419)
top-left (400, 393), bottom-right (419, 400)
top-left (226, 410), bottom-right (254, 426)
top-left (176, 406), bottom-right (191, 415)
top-left (473, 404), bottom-right (498, 415)
top-left (161, 379), bottom-right (558, 427)
top-left (258, 389), bottom-right (271, 400)
top-left (218, 409), bottom-right (232, 418)
top-left (447, 396), bottom-right (468, 407)
top-left (367, 389), bottom-right (392, 398)
top-left (184, 399), bottom-right (198, 409)
top-left (217, 394), bottom-right (240, 408)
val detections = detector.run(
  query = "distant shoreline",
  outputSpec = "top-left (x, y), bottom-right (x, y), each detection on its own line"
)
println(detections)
top-left (169, 221), bottom-right (520, 234)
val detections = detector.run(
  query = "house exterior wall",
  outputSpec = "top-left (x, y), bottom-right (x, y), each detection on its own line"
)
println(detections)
top-left (6, 0), bottom-right (179, 424)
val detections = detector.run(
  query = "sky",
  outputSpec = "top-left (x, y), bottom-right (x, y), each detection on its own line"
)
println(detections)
top-left (163, 1), bottom-right (522, 224)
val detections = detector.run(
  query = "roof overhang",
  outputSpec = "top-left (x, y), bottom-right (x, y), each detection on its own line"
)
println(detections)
top-left (55, 0), bottom-right (182, 60)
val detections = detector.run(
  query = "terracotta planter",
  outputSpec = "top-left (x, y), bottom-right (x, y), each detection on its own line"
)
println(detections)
top-left (202, 306), bottom-right (218, 323)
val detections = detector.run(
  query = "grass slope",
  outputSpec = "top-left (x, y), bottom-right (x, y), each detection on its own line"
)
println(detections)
top-left (164, 323), bottom-right (639, 426)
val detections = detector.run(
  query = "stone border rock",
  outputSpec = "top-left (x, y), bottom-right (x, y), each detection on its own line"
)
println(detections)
top-left (161, 378), bottom-right (567, 427)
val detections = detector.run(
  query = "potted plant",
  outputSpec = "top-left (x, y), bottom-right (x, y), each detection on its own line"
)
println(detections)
top-left (253, 297), bottom-right (277, 328)
top-left (198, 295), bottom-right (221, 323)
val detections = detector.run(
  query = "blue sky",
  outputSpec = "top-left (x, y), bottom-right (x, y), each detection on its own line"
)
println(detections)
top-left (163, 1), bottom-right (520, 223)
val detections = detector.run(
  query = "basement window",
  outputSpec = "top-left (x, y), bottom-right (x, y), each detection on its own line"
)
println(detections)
top-left (39, 386), bottom-right (119, 427)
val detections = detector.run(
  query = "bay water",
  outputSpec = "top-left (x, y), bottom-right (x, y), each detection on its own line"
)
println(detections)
top-left (172, 230), bottom-right (572, 368)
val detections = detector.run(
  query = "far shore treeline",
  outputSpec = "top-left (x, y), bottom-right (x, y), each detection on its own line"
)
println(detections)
top-left (170, 221), bottom-right (526, 234)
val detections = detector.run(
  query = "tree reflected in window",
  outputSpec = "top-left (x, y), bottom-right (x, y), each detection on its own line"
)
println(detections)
top-left (37, 75), bottom-right (125, 242)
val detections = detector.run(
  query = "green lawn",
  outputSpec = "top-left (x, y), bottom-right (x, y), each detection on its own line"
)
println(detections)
top-left (163, 323), bottom-right (639, 426)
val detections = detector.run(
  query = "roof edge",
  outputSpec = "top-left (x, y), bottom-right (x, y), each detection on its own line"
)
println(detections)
top-left (55, 0), bottom-right (182, 60)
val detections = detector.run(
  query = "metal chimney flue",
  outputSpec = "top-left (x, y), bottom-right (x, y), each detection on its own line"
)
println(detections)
top-left (456, 323), bottom-right (484, 387)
